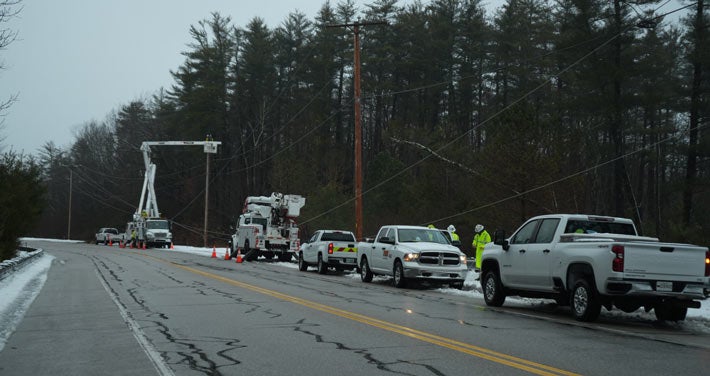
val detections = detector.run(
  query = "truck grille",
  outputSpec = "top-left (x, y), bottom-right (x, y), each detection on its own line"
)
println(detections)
top-left (154, 232), bottom-right (167, 238)
top-left (419, 252), bottom-right (460, 266)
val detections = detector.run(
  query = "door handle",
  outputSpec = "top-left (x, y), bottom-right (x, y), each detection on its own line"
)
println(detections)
top-left (519, 249), bottom-right (526, 253)
top-left (543, 249), bottom-right (550, 254)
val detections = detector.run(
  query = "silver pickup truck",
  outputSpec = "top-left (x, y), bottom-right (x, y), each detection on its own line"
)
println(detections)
top-left (481, 214), bottom-right (710, 322)
top-left (358, 225), bottom-right (468, 289)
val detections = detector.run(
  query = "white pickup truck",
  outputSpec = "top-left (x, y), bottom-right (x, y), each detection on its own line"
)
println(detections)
top-left (298, 230), bottom-right (358, 274)
top-left (480, 214), bottom-right (710, 322)
top-left (358, 225), bottom-right (468, 289)
top-left (95, 228), bottom-right (119, 245)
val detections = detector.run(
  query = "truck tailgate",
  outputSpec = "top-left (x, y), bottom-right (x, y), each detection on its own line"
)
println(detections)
top-left (624, 242), bottom-right (707, 279)
top-left (331, 242), bottom-right (358, 257)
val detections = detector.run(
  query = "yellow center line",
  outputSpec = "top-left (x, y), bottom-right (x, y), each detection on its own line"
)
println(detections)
top-left (144, 253), bottom-right (581, 376)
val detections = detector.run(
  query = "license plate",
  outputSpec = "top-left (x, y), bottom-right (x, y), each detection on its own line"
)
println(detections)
top-left (656, 281), bottom-right (673, 292)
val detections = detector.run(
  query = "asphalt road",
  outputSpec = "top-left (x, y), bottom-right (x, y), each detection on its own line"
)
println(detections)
top-left (1, 240), bottom-right (708, 376)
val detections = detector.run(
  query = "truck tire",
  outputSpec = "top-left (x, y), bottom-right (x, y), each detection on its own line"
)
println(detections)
top-left (571, 278), bottom-right (601, 322)
top-left (393, 260), bottom-right (407, 288)
top-left (243, 240), bottom-right (255, 261)
top-left (317, 254), bottom-right (328, 275)
top-left (360, 258), bottom-right (373, 283)
top-left (298, 252), bottom-right (308, 271)
top-left (654, 303), bottom-right (687, 322)
top-left (482, 271), bottom-right (506, 307)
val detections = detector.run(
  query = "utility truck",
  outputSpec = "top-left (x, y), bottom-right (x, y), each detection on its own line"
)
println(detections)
top-left (230, 192), bottom-right (305, 262)
top-left (480, 214), bottom-right (710, 322)
top-left (125, 140), bottom-right (220, 248)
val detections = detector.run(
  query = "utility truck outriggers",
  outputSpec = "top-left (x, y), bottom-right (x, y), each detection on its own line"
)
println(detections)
top-left (230, 192), bottom-right (305, 262)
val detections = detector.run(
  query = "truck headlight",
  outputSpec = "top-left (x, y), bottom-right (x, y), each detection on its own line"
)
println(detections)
top-left (403, 253), bottom-right (420, 262)
top-left (460, 255), bottom-right (467, 264)
top-left (147, 233), bottom-right (155, 239)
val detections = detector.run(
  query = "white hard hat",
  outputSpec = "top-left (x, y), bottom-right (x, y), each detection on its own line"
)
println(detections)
top-left (475, 224), bottom-right (484, 233)
top-left (447, 225), bottom-right (456, 232)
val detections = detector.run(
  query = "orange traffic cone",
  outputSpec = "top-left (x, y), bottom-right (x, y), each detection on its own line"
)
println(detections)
top-left (236, 249), bottom-right (243, 263)
top-left (108, 236), bottom-right (113, 247)
top-left (224, 248), bottom-right (230, 260)
top-left (142, 241), bottom-right (146, 250)
top-left (211, 246), bottom-right (217, 258)
top-left (170, 242), bottom-right (174, 250)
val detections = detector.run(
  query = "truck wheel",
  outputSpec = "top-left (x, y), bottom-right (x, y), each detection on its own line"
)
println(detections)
top-left (317, 254), bottom-right (328, 275)
top-left (482, 271), bottom-right (506, 307)
top-left (393, 260), bottom-right (407, 288)
top-left (654, 304), bottom-right (687, 322)
top-left (298, 253), bottom-right (308, 271)
top-left (243, 241), bottom-right (254, 261)
top-left (360, 258), bottom-right (373, 283)
top-left (571, 278), bottom-right (601, 322)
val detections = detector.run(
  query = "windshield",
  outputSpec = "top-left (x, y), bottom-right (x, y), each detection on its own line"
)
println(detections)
top-left (146, 220), bottom-right (170, 230)
top-left (397, 228), bottom-right (450, 244)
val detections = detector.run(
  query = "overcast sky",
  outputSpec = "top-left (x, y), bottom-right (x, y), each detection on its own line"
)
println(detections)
top-left (0, 0), bottom-right (683, 155)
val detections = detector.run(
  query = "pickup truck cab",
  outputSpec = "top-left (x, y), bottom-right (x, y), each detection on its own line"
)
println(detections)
top-left (358, 225), bottom-right (468, 289)
top-left (95, 228), bottom-right (119, 245)
top-left (481, 214), bottom-right (710, 322)
top-left (298, 230), bottom-right (358, 274)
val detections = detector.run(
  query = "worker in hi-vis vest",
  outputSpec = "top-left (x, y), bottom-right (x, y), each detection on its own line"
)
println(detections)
top-left (472, 224), bottom-right (490, 271)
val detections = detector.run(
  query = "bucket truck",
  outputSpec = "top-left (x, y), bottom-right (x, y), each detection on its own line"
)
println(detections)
top-left (230, 192), bottom-right (305, 262)
top-left (125, 140), bottom-right (221, 248)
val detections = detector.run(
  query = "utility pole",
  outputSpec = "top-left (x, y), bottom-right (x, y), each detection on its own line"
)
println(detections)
top-left (327, 19), bottom-right (386, 241)
top-left (204, 152), bottom-right (210, 247)
top-left (67, 168), bottom-right (72, 240)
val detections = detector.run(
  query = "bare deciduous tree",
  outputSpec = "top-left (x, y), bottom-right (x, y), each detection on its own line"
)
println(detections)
top-left (0, 0), bottom-right (22, 145)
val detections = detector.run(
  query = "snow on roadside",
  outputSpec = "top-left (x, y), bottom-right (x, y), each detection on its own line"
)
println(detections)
top-left (0, 252), bottom-right (54, 352)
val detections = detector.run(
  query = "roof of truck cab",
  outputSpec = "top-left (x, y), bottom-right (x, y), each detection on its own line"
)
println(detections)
top-left (527, 214), bottom-right (635, 223)
top-left (380, 225), bottom-right (433, 229)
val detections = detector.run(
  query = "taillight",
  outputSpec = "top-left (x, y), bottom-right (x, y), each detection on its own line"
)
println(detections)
top-left (328, 243), bottom-right (334, 254)
top-left (705, 250), bottom-right (710, 277)
top-left (612, 245), bottom-right (624, 272)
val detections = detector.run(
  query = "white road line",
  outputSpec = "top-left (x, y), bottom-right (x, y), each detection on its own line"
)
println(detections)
top-left (95, 269), bottom-right (175, 376)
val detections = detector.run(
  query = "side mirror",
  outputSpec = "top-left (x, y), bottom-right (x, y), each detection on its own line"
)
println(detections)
top-left (493, 229), bottom-right (510, 251)
top-left (379, 236), bottom-right (394, 244)
top-left (451, 240), bottom-right (461, 247)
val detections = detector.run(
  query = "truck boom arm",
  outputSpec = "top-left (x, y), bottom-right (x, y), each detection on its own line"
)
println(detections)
top-left (136, 140), bottom-right (221, 219)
